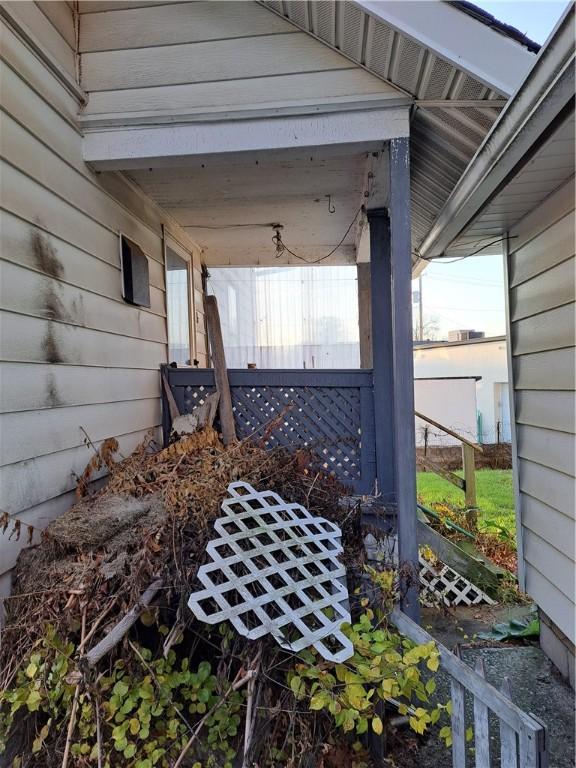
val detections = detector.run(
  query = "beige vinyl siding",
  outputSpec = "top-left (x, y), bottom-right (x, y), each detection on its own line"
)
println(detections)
top-left (2, 1), bottom-right (76, 80)
top-left (0, 15), bottom-right (204, 595)
top-left (77, 1), bottom-right (402, 123)
top-left (508, 178), bottom-right (576, 643)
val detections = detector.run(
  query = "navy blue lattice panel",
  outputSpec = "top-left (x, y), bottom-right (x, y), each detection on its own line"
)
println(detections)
top-left (160, 367), bottom-right (376, 493)
top-left (230, 385), bottom-right (363, 489)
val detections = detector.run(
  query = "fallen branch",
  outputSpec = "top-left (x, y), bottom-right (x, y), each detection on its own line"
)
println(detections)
top-left (242, 646), bottom-right (262, 768)
top-left (173, 667), bottom-right (256, 768)
top-left (62, 608), bottom-right (86, 768)
top-left (82, 579), bottom-right (163, 668)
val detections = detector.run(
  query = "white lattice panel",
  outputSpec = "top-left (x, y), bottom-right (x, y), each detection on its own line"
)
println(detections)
top-left (419, 556), bottom-right (496, 607)
top-left (188, 482), bottom-right (353, 662)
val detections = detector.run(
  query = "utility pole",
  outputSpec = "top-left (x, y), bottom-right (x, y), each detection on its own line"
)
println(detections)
top-left (418, 276), bottom-right (423, 341)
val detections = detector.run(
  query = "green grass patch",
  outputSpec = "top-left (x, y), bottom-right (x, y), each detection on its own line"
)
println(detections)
top-left (417, 469), bottom-right (515, 538)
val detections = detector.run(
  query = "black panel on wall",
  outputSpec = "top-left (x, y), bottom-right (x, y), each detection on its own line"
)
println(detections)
top-left (120, 234), bottom-right (151, 307)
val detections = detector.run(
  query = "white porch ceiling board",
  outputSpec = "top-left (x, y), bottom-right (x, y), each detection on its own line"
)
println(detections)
top-left (127, 147), bottom-right (370, 267)
top-left (83, 107), bottom-right (407, 170)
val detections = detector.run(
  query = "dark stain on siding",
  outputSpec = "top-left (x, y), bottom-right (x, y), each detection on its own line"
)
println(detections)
top-left (46, 372), bottom-right (63, 407)
top-left (43, 323), bottom-right (64, 364)
top-left (32, 230), bottom-right (64, 279)
top-left (42, 284), bottom-right (71, 323)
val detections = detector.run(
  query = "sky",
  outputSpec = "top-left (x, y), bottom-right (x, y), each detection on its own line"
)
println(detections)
top-left (413, 0), bottom-right (568, 341)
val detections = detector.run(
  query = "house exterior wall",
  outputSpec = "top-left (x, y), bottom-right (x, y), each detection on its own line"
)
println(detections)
top-left (507, 178), bottom-right (575, 652)
top-left (76, 0), bottom-right (403, 126)
top-left (413, 338), bottom-right (509, 444)
top-left (413, 378), bottom-right (477, 447)
top-left (0, 8), bottom-right (204, 598)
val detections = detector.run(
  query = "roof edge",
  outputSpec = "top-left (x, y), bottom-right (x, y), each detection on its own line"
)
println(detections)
top-left (417, 3), bottom-right (575, 262)
top-left (414, 335), bottom-right (506, 350)
top-left (450, 2), bottom-right (540, 54)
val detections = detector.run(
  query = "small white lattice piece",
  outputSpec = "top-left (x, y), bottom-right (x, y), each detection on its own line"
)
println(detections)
top-left (419, 556), bottom-right (496, 607)
top-left (187, 482), bottom-right (353, 662)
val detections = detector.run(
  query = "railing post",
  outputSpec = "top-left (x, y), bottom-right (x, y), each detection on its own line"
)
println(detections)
top-left (462, 443), bottom-right (477, 526)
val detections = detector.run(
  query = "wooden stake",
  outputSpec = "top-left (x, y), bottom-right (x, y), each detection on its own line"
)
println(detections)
top-left (204, 295), bottom-right (236, 445)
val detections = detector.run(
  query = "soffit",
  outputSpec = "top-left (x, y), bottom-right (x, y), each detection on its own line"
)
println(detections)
top-left (259, 0), bottom-right (538, 259)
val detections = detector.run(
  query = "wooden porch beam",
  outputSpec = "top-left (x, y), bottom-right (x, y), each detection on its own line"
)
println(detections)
top-left (357, 263), bottom-right (372, 368)
top-left (83, 107), bottom-right (409, 170)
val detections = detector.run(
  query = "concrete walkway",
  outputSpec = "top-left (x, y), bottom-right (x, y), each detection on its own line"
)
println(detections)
top-left (405, 606), bottom-right (576, 768)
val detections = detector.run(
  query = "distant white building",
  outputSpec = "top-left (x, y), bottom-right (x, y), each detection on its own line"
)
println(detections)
top-left (413, 336), bottom-right (510, 444)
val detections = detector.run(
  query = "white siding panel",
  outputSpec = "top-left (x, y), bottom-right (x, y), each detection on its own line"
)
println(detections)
top-left (0, 398), bottom-right (160, 466)
top-left (0, 18), bottom-right (206, 591)
top-left (36, 1), bottom-right (77, 48)
top-left (2, 1), bottom-right (76, 79)
top-left (82, 68), bottom-right (396, 117)
top-left (0, 312), bottom-right (167, 370)
top-left (0, 22), bottom-right (79, 120)
top-left (509, 211), bottom-right (575, 287)
top-left (81, 33), bottom-right (350, 91)
top-left (0, 363), bottom-right (160, 413)
top-left (524, 533), bottom-right (574, 603)
top-left (0, 211), bottom-right (166, 315)
top-left (0, 491), bottom-right (71, 577)
top-left (0, 260), bottom-right (167, 343)
top-left (0, 115), bottom-right (163, 262)
top-left (1, 163), bottom-right (166, 289)
top-left (0, 428), bottom-right (158, 516)
top-left (522, 494), bottom-right (575, 562)
top-left (518, 458), bottom-right (575, 520)
top-left (510, 256), bottom-right (575, 321)
top-left (524, 565), bottom-right (575, 642)
top-left (516, 390), bottom-right (575, 434)
top-left (508, 180), bottom-right (576, 647)
top-left (79, 1), bottom-right (295, 52)
top-left (517, 424), bottom-right (575, 477)
top-left (1, 61), bottom-right (81, 157)
top-left (512, 302), bottom-right (575, 355)
top-left (514, 348), bottom-right (575, 390)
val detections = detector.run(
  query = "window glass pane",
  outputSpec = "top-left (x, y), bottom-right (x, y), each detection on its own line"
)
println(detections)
top-left (166, 249), bottom-right (191, 365)
top-left (208, 266), bottom-right (360, 368)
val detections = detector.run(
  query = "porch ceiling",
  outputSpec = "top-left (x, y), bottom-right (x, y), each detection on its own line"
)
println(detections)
top-left (258, 0), bottom-right (538, 259)
top-left (127, 144), bottom-right (384, 266)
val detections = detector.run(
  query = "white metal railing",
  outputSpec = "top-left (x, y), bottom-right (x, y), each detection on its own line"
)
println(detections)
top-left (391, 609), bottom-right (548, 768)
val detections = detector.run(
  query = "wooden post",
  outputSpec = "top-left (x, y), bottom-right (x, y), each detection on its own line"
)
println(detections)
top-left (357, 263), bottom-right (373, 369)
top-left (473, 658), bottom-right (491, 768)
top-left (367, 209), bottom-right (395, 499)
top-left (462, 443), bottom-right (477, 523)
top-left (389, 137), bottom-right (420, 622)
top-left (204, 295), bottom-right (237, 445)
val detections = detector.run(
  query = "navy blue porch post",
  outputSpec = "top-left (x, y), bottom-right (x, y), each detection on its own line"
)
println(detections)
top-left (368, 138), bottom-right (420, 621)
top-left (367, 210), bottom-right (395, 501)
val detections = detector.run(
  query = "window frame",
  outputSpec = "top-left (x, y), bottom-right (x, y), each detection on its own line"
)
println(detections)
top-left (163, 232), bottom-right (196, 367)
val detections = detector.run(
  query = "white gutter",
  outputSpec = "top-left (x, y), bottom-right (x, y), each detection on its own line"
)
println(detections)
top-left (417, 3), bottom-right (575, 263)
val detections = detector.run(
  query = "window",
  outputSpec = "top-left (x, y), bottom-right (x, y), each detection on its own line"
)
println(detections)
top-left (166, 248), bottom-right (192, 365)
top-left (120, 235), bottom-right (151, 307)
top-left (208, 266), bottom-right (360, 368)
